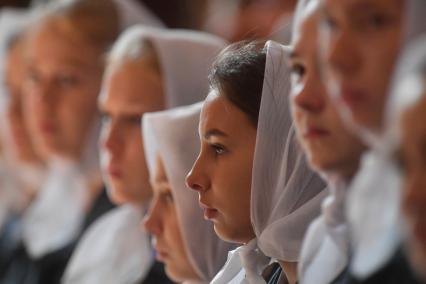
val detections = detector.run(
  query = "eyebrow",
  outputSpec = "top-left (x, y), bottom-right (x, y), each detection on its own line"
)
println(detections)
top-left (204, 128), bottom-right (228, 139)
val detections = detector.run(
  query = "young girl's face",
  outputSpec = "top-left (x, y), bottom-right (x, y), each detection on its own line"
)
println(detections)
top-left (144, 156), bottom-right (200, 283)
top-left (24, 19), bottom-right (104, 160)
top-left (320, 0), bottom-right (406, 133)
top-left (290, 0), bottom-right (365, 177)
top-left (186, 91), bottom-right (257, 244)
top-left (98, 58), bottom-right (164, 205)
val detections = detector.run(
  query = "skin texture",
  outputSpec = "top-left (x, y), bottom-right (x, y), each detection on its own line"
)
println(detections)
top-left (5, 37), bottom-right (41, 164)
top-left (98, 58), bottom-right (164, 205)
top-left (320, 0), bottom-right (405, 133)
top-left (399, 91), bottom-right (426, 279)
top-left (186, 91), bottom-right (256, 244)
top-left (144, 155), bottom-right (200, 283)
top-left (23, 18), bottom-right (104, 160)
top-left (289, 0), bottom-right (365, 179)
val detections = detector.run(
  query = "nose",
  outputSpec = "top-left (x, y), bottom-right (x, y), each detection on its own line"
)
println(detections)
top-left (101, 120), bottom-right (123, 158)
top-left (292, 72), bottom-right (326, 114)
top-left (325, 30), bottom-right (360, 78)
top-left (143, 197), bottom-right (163, 236)
top-left (185, 155), bottom-right (210, 193)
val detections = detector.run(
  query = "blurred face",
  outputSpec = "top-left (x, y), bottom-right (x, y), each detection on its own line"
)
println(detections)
top-left (186, 92), bottom-right (256, 244)
top-left (320, 0), bottom-right (405, 132)
top-left (23, 19), bottom-right (104, 160)
top-left (398, 91), bottom-right (426, 278)
top-left (99, 59), bottom-right (165, 205)
top-left (144, 156), bottom-right (200, 283)
top-left (5, 39), bottom-right (40, 164)
top-left (290, 1), bottom-right (365, 178)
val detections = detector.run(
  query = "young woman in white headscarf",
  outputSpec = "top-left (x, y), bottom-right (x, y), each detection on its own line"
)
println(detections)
top-left (287, 1), bottom-right (367, 283)
top-left (62, 26), bottom-right (226, 284)
top-left (0, 1), bottom-right (122, 283)
top-left (141, 102), bottom-right (235, 284)
top-left (186, 40), bottom-right (327, 284)
top-left (316, 0), bottom-right (426, 282)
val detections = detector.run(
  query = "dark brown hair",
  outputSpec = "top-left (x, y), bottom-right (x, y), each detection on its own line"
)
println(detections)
top-left (209, 40), bottom-right (266, 126)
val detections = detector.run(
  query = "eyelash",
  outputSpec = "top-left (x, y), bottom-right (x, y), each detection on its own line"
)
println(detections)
top-left (210, 143), bottom-right (227, 156)
top-left (290, 63), bottom-right (306, 79)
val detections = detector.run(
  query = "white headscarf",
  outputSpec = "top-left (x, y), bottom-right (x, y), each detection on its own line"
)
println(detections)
top-left (211, 41), bottom-right (327, 284)
top-left (143, 102), bottom-right (235, 283)
top-left (108, 26), bottom-right (227, 108)
top-left (65, 28), bottom-right (227, 282)
top-left (62, 204), bottom-right (152, 284)
top-left (18, 2), bottom-right (107, 257)
top-left (345, 2), bottom-right (425, 279)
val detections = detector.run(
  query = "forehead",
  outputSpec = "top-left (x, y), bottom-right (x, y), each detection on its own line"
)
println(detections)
top-left (200, 92), bottom-right (253, 135)
top-left (27, 18), bottom-right (99, 68)
top-left (100, 59), bottom-right (164, 110)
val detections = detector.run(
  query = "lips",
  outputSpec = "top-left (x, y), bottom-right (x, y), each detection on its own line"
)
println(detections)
top-left (303, 126), bottom-right (330, 139)
top-left (198, 201), bottom-right (219, 220)
top-left (107, 164), bottom-right (122, 179)
top-left (154, 247), bottom-right (169, 262)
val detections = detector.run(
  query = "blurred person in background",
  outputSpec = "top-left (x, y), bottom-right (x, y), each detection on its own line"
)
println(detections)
top-left (62, 25), bottom-right (226, 284)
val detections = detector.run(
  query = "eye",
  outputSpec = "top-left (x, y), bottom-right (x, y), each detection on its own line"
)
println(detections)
top-left (290, 63), bottom-right (306, 80)
top-left (210, 143), bottom-right (227, 156)
top-left (56, 73), bottom-right (80, 88)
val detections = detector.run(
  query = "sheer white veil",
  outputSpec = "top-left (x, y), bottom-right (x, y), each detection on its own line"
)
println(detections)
top-left (252, 40), bottom-right (327, 262)
top-left (108, 26), bottom-right (227, 108)
top-left (143, 102), bottom-right (235, 283)
top-left (211, 40), bottom-right (327, 284)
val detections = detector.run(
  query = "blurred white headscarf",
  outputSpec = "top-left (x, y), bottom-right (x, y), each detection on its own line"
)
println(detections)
top-left (107, 26), bottom-right (227, 108)
top-left (143, 102), bottom-right (235, 283)
top-left (211, 40), bottom-right (327, 284)
top-left (345, 1), bottom-right (426, 280)
top-left (64, 28), bottom-right (227, 283)
top-left (62, 205), bottom-right (152, 284)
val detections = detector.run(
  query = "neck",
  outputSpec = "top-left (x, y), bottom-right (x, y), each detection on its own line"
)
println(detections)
top-left (278, 261), bottom-right (298, 284)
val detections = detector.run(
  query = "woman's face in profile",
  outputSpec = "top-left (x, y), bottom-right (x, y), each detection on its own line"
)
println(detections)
top-left (319, 0), bottom-right (406, 133)
top-left (99, 58), bottom-right (164, 206)
top-left (186, 91), bottom-right (257, 244)
top-left (398, 84), bottom-right (426, 278)
top-left (23, 18), bottom-right (104, 160)
top-left (143, 155), bottom-right (200, 283)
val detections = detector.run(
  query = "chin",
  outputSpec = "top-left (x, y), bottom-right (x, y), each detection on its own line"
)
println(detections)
top-left (106, 186), bottom-right (128, 205)
top-left (213, 223), bottom-right (249, 244)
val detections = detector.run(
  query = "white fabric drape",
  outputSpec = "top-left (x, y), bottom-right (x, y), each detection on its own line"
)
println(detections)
top-left (212, 41), bottom-right (327, 284)
top-left (62, 205), bottom-right (153, 284)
